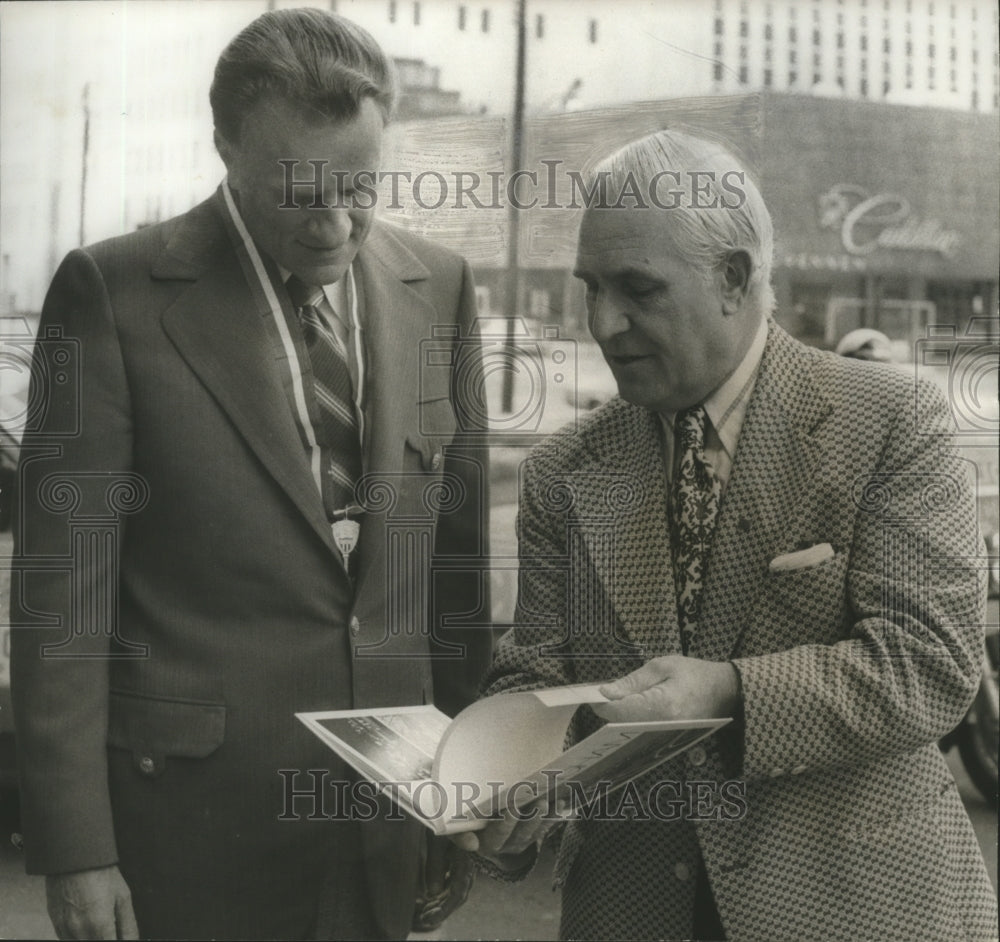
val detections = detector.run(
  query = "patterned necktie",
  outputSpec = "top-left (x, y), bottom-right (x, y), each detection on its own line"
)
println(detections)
top-left (286, 274), bottom-right (362, 518)
top-left (670, 405), bottom-right (722, 649)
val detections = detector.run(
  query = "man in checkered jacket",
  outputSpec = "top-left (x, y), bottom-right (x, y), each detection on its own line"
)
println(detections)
top-left (464, 130), bottom-right (996, 941)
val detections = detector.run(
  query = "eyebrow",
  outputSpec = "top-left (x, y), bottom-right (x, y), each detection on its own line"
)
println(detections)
top-left (572, 265), bottom-right (663, 282)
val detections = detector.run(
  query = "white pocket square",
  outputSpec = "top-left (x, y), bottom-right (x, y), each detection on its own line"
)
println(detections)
top-left (769, 542), bottom-right (835, 572)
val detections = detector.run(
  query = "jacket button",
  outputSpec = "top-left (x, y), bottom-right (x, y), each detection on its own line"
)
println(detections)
top-left (674, 862), bottom-right (692, 882)
top-left (139, 756), bottom-right (156, 775)
top-left (431, 452), bottom-right (442, 471)
top-left (350, 616), bottom-right (361, 637)
top-left (688, 746), bottom-right (707, 767)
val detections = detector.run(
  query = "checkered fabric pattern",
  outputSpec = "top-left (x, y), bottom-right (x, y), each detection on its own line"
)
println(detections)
top-left (671, 405), bottom-right (722, 649)
top-left (483, 322), bottom-right (997, 941)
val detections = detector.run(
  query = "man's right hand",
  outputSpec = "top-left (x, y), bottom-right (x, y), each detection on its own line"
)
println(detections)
top-left (45, 865), bottom-right (139, 940)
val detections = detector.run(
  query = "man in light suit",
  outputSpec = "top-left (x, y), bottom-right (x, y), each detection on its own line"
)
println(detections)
top-left (11, 9), bottom-right (489, 940)
top-left (471, 130), bottom-right (995, 940)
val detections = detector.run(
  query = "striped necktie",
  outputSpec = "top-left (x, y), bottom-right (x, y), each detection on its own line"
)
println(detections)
top-left (670, 405), bottom-right (721, 650)
top-left (286, 274), bottom-right (362, 519)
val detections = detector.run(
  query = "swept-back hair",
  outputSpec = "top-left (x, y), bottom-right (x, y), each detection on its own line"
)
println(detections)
top-left (211, 7), bottom-right (396, 142)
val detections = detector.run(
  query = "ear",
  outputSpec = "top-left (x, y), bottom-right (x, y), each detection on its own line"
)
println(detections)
top-left (214, 128), bottom-right (236, 173)
top-left (720, 250), bottom-right (752, 316)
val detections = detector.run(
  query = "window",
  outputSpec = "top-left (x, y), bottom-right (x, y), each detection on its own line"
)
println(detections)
top-left (764, 23), bottom-right (773, 40)
top-left (740, 20), bottom-right (748, 38)
top-left (714, 61), bottom-right (723, 81)
top-left (715, 17), bottom-right (723, 35)
top-left (458, 5), bottom-right (466, 30)
top-left (481, 8), bottom-right (490, 32)
top-left (861, 77), bottom-right (869, 95)
top-left (860, 34), bottom-right (868, 51)
top-left (413, 1), bottom-right (420, 26)
top-left (789, 26), bottom-right (797, 42)
top-left (739, 65), bottom-right (748, 83)
top-left (388, 0), bottom-right (396, 23)
top-left (789, 69), bottom-right (799, 84)
top-left (589, 19), bottom-right (598, 44)
top-left (536, 14), bottom-right (544, 39)
top-left (764, 68), bottom-right (773, 86)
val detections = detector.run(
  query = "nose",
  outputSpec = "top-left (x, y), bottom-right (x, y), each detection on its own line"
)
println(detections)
top-left (302, 206), bottom-right (353, 246)
top-left (588, 287), bottom-right (632, 344)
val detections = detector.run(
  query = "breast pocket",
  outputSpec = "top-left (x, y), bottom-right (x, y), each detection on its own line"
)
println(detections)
top-left (407, 396), bottom-right (457, 473)
top-left (744, 550), bottom-right (850, 653)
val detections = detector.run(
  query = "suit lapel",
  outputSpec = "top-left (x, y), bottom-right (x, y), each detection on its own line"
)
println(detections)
top-left (155, 199), bottom-right (334, 553)
top-left (351, 226), bottom-right (436, 597)
top-left (691, 325), bottom-right (832, 662)
top-left (575, 402), bottom-right (682, 658)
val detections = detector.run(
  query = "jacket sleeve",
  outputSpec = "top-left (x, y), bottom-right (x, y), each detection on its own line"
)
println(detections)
top-left (429, 259), bottom-right (494, 717)
top-left (733, 377), bottom-right (986, 782)
top-left (10, 248), bottom-right (134, 874)
top-left (483, 447), bottom-right (581, 698)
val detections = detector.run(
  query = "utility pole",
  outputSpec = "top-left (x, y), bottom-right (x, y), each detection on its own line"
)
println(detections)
top-left (79, 83), bottom-right (90, 247)
top-left (501, 0), bottom-right (527, 414)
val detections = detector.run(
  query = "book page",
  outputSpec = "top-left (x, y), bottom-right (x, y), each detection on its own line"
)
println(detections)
top-left (298, 706), bottom-right (450, 784)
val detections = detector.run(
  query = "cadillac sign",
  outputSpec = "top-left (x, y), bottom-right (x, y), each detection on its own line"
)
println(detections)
top-left (818, 184), bottom-right (961, 257)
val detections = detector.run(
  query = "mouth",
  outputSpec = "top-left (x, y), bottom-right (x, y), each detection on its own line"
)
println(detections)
top-left (606, 353), bottom-right (650, 368)
top-left (297, 240), bottom-right (347, 257)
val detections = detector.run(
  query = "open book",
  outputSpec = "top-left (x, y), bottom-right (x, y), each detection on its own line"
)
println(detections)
top-left (296, 684), bottom-right (730, 835)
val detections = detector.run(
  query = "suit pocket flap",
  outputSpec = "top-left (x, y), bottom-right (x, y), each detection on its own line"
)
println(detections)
top-left (108, 690), bottom-right (225, 758)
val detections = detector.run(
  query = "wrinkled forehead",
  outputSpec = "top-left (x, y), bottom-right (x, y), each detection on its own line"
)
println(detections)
top-left (574, 205), bottom-right (677, 273)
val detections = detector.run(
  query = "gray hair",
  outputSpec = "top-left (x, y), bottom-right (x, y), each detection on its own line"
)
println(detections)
top-left (591, 129), bottom-right (775, 314)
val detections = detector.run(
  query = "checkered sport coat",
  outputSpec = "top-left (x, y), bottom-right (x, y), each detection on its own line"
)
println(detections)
top-left (484, 322), bottom-right (996, 942)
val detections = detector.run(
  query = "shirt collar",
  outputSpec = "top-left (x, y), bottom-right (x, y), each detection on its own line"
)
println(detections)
top-left (662, 314), bottom-right (768, 460)
top-left (278, 265), bottom-right (349, 315)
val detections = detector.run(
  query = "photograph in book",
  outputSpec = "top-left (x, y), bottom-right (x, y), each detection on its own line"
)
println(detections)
top-left (297, 684), bottom-right (730, 834)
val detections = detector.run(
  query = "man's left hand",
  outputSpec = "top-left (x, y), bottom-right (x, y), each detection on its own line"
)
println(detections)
top-left (594, 655), bottom-right (741, 722)
top-left (411, 834), bottom-right (475, 932)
